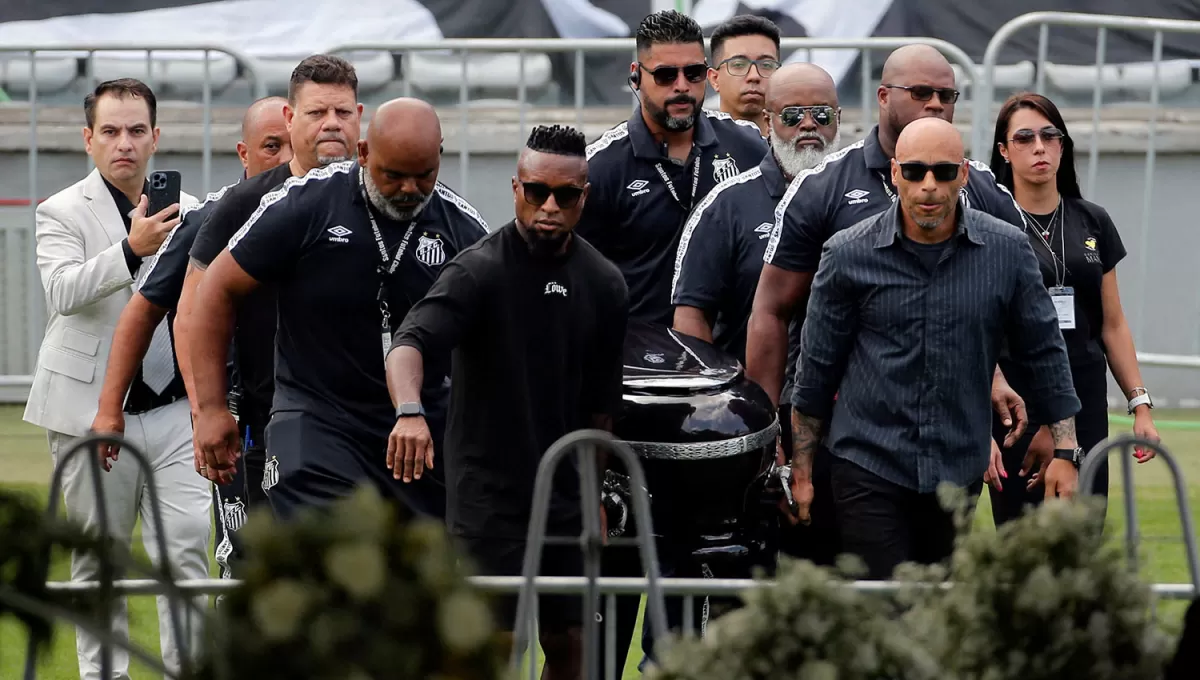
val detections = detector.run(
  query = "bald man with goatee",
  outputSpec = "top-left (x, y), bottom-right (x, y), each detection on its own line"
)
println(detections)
top-left (188, 97), bottom-right (489, 520)
top-left (788, 117), bottom-right (1081, 580)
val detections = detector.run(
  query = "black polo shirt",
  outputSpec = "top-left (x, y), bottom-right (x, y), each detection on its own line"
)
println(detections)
top-left (188, 163), bottom-right (294, 428)
top-left (138, 181), bottom-right (238, 311)
top-left (579, 108), bottom-right (768, 325)
top-left (671, 151), bottom-right (788, 361)
top-left (766, 124), bottom-right (1024, 397)
top-left (227, 160), bottom-right (490, 438)
top-left (392, 222), bottom-right (629, 539)
top-left (101, 176), bottom-right (187, 414)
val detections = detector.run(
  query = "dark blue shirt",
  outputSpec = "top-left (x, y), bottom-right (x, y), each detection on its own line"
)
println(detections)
top-left (227, 161), bottom-right (490, 437)
top-left (138, 181), bottom-right (237, 311)
top-left (766, 124), bottom-right (1024, 398)
top-left (671, 152), bottom-right (787, 360)
top-left (790, 203), bottom-right (1080, 493)
top-left (579, 108), bottom-right (768, 325)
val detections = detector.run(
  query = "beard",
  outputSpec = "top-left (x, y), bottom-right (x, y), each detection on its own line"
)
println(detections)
top-left (364, 171), bottom-right (431, 222)
top-left (648, 94), bottom-right (698, 131)
top-left (315, 133), bottom-right (352, 166)
top-left (908, 201), bottom-right (951, 230)
top-left (772, 128), bottom-right (840, 178)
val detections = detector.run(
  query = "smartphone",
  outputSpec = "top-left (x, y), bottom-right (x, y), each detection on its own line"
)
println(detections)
top-left (146, 170), bottom-right (182, 218)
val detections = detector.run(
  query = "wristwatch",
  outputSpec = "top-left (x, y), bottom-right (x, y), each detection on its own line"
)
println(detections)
top-left (1053, 447), bottom-right (1085, 467)
top-left (395, 402), bottom-right (425, 418)
top-left (1127, 387), bottom-right (1154, 414)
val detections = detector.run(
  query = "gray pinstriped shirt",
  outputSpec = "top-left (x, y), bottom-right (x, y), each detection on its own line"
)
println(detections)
top-left (790, 202), bottom-right (1080, 493)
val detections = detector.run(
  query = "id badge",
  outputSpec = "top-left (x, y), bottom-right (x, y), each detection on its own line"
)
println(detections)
top-left (1048, 286), bottom-right (1076, 330)
top-left (381, 330), bottom-right (393, 359)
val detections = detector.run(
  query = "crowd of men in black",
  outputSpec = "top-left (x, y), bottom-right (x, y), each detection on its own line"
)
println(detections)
top-left (30, 8), bottom-right (1165, 680)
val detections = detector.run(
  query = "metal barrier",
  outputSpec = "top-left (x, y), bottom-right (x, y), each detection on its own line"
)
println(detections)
top-left (1081, 434), bottom-right (1200, 592)
top-left (970, 11), bottom-right (1200, 349)
top-left (324, 36), bottom-right (977, 195)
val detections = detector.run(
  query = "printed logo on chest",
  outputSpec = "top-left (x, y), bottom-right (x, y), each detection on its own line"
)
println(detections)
top-left (1083, 236), bottom-right (1101, 264)
top-left (415, 232), bottom-right (446, 267)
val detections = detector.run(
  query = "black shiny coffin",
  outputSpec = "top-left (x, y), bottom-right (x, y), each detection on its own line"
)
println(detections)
top-left (612, 320), bottom-right (779, 555)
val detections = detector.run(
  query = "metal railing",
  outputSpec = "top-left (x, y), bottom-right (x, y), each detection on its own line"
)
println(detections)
top-left (970, 12), bottom-right (1200, 350)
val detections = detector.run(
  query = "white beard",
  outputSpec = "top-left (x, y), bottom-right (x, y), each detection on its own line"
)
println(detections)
top-left (363, 171), bottom-right (431, 222)
top-left (771, 128), bottom-right (841, 179)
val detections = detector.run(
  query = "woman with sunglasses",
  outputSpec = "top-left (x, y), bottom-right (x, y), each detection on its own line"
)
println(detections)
top-left (988, 92), bottom-right (1159, 523)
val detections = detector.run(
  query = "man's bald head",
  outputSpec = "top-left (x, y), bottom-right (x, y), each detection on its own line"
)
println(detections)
top-left (890, 117), bottom-right (967, 234)
top-left (878, 45), bottom-right (959, 151)
top-left (765, 63), bottom-right (841, 178)
top-left (894, 116), bottom-right (963, 163)
top-left (357, 98), bottom-right (443, 221)
top-left (237, 96), bottom-right (291, 177)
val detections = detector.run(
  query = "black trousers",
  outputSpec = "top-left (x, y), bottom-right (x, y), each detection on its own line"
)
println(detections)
top-left (989, 367), bottom-right (1110, 526)
top-left (830, 456), bottom-right (983, 580)
top-left (776, 404), bottom-right (840, 566)
top-left (262, 410), bottom-right (447, 522)
top-left (211, 420), bottom-right (269, 579)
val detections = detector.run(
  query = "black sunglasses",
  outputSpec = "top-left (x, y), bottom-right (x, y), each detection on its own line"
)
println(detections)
top-left (1010, 126), bottom-right (1065, 148)
top-left (898, 161), bottom-right (963, 183)
top-left (885, 84), bottom-right (960, 104)
top-left (639, 62), bottom-right (708, 87)
top-left (776, 105), bottom-right (837, 127)
top-left (521, 182), bottom-right (584, 209)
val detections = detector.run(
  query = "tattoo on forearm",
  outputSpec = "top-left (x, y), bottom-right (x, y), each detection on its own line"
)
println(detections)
top-left (1050, 418), bottom-right (1077, 447)
top-left (790, 411), bottom-right (824, 479)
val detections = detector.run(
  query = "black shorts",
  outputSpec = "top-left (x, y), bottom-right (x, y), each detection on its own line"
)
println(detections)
top-left (456, 534), bottom-right (584, 634)
top-left (263, 410), bottom-right (446, 521)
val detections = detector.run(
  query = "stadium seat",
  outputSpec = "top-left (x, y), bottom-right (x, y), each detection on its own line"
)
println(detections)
top-left (402, 50), bottom-right (552, 94)
top-left (1044, 60), bottom-right (1193, 96)
top-left (951, 61), bottom-right (1035, 90)
top-left (251, 51), bottom-right (395, 94)
top-left (90, 52), bottom-right (238, 95)
top-left (0, 55), bottom-right (78, 94)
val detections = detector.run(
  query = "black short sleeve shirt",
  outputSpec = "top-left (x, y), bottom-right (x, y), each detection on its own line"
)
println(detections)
top-left (1013, 196), bottom-right (1126, 371)
top-left (671, 152), bottom-right (789, 361)
top-left (578, 109), bottom-right (768, 325)
top-left (137, 181), bottom-right (238, 311)
top-left (392, 222), bottom-right (629, 539)
top-left (227, 161), bottom-right (490, 437)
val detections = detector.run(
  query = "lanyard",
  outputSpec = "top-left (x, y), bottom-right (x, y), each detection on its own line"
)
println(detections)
top-left (1023, 201), bottom-right (1067, 288)
top-left (655, 154), bottom-right (702, 211)
top-left (359, 167), bottom-right (418, 332)
top-left (877, 172), bottom-right (897, 202)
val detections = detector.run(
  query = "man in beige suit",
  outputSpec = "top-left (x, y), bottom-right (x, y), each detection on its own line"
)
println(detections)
top-left (23, 77), bottom-right (210, 680)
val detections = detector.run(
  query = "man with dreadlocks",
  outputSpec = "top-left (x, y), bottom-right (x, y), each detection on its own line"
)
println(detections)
top-left (389, 124), bottom-right (629, 679)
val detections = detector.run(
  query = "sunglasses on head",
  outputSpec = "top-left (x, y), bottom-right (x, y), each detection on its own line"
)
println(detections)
top-left (639, 62), bottom-right (708, 87)
top-left (521, 182), bottom-right (584, 209)
top-left (1009, 126), bottom-right (1064, 148)
top-left (776, 105), bottom-right (837, 127)
top-left (898, 161), bottom-right (963, 183)
top-left (718, 56), bottom-right (781, 77)
top-left (885, 84), bottom-right (960, 104)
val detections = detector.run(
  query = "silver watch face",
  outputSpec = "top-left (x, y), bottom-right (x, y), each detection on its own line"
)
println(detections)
top-left (399, 402), bottom-right (421, 416)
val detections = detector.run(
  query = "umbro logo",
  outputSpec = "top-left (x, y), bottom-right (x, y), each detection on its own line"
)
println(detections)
top-left (627, 179), bottom-right (650, 197)
top-left (845, 189), bottom-right (870, 205)
top-left (754, 222), bottom-right (773, 240)
top-left (327, 225), bottom-right (352, 243)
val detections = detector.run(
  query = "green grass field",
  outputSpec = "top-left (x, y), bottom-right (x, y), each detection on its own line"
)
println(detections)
top-left (2, 404), bottom-right (1199, 679)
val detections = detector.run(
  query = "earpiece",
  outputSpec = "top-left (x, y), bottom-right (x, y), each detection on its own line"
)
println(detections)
top-left (629, 71), bottom-right (640, 88)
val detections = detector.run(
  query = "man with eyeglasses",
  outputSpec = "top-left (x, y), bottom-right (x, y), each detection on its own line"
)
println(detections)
top-left (579, 9), bottom-right (766, 328)
top-left (788, 117), bottom-right (1079, 579)
top-left (706, 14), bottom-right (782, 137)
top-left (388, 125), bottom-right (629, 680)
top-left (747, 45), bottom-right (1030, 529)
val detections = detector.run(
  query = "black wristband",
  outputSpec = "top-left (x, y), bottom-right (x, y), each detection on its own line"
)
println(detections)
top-left (1053, 447), bottom-right (1083, 466)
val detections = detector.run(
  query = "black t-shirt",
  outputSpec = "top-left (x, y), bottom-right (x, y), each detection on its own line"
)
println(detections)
top-left (189, 163), bottom-right (294, 425)
top-left (392, 222), bottom-right (630, 539)
top-left (1014, 196), bottom-right (1125, 372)
top-left (139, 181), bottom-right (237, 311)
top-left (227, 160), bottom-right (490, 439)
